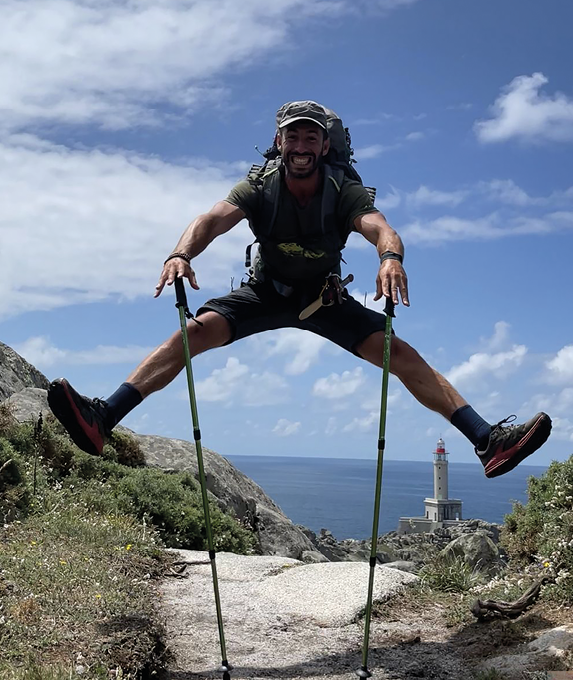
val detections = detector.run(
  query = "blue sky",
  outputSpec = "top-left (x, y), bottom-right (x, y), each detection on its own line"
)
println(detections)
top-left (2, 0), bottom-right (573, 468)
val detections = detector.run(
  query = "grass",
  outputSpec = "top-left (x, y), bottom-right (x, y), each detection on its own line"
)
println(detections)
top-left (419, 553), bottom-right (482, 594)
top-left (0, 493), bottom-right (171, 679)
top-left (0, 404), bottom-right (256, 679)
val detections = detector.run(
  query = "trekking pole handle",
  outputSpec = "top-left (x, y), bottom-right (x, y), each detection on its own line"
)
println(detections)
top-left (174, 277), bottom-right (188, 308)
top-left (384, 295), bottom-right (396, 318)
top-left (174, 277), bottom-right (192, 319)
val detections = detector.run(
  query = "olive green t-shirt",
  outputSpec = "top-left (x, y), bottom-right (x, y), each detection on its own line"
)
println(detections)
top-left (226, 168), bottom-right (378, 285)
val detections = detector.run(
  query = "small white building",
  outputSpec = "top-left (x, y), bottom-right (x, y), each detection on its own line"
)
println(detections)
top-left (397, 438), bottom-right (463, 535)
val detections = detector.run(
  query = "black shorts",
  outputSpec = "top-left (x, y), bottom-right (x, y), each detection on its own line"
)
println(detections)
top-left (196, 279), bottom-right (390, 356)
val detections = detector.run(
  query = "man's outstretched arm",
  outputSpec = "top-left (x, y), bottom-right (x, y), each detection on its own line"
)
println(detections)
top-left (354, 211), bottom-right (410, 307)
top-left (155, 201), bottom-right (246, 297)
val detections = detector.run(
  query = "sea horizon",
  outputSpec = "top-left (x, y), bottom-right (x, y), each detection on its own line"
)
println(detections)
top-left (224, 453), bottom-right (547, 540)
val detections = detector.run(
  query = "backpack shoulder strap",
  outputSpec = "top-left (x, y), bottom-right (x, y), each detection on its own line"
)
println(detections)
top-left (321, 164), bottom-right (344, 235)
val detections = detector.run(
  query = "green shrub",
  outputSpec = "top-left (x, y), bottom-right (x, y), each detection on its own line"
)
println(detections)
top-left (108, 430), bottom-right (146, 468)
top-left (0, 402), bottom-right (18, 437)
top-left (0, 438), bottom-right (30, 522)
top-left (502, 455), bottom-right (573, 603)
top-left (419, 553), bottom-right (481, 593)
top-left (1, 415), bottom-right (256, 555)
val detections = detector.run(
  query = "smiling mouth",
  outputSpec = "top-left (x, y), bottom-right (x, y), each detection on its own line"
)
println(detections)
top-left (290, 155), bottom-right (313, 166)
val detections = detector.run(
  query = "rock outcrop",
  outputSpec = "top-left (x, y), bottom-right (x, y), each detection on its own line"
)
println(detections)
top-left (0, 341), bottom-right (50, 401)
top-left (441, 531), bottom-right (503, 575)
top-left (4, 386), bottom-right (316, 561)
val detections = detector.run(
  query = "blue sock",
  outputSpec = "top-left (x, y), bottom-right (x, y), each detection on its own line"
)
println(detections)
top-left (105, 382), bottom-right (143, 428)
top-left (450, 405), bottom-right (492, 449)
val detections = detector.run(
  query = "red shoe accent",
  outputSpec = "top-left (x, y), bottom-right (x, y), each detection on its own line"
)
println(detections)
top-left (60, 381), bottom-right (104, 454)
top-left (484, 415), bottom-right (547, 478)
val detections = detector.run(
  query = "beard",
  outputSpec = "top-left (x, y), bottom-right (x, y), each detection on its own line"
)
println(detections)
top-left (284, 153), bottom-right (322, 179)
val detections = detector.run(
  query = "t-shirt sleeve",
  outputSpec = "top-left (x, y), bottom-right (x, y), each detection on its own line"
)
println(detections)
top-left (339, 178), bottom-right (379, 231)
top-left (225, 179), bottom-right (261, 221)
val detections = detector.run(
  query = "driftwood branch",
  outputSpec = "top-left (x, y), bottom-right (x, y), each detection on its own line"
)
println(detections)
top-left (471, 575), bottom-right (555, 621)
top-left (0, 459), bottom-right (14, 475)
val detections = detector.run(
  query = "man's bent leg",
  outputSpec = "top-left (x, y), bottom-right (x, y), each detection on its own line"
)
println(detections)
top-left (356, 330), bottom-right (552, 477)
top-left (48, 310), bottom-right (232, 455)
top-left (357, 331), bottom-right (467, 420)
top-left (127, 310), bottom-right (232, 398)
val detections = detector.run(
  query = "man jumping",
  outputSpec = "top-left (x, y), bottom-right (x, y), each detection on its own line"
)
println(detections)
top-left (47, 101), bottom-right (552, 478)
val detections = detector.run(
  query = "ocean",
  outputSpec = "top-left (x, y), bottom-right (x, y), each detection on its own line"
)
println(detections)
top-left (225, 455), bottom-right (547, 540)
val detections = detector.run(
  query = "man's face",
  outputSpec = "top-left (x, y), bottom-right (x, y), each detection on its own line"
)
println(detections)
top-left (277, 121), bottom-right (330, 179)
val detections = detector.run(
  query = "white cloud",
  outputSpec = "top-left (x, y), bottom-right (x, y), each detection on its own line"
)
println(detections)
top-left (0, 0), bottom-right (422, 133)
top-left (479, 321), bottom-right (511, 353)
top-left (312, 367), bottom-right (366, 399)
top-left (479, 179), bottom-right (535, 206)
top-left (353, 144), bottom-right (399, 160)
top-left (12, 335), bottom-right (152, 369)
top-left (195, 357), bottom-right (250, 403)
top-left (446, 345), bottom-right (527, 392)
top-left (0, 0), bottom-right (344, 132)
top-left (254, 329), bottom-right (327, 375)
top-left (407, 185), bottom-right (468, 208)
top-left (524, 388), bottom-right (573, 418)
top-left (348, 289), bottom-right (385, 314)
top-left (195, 356), bottom-right (289, 406)
top-left (325, 416), bottom-right (338, 436)
top-left (375, 187), bottom-right (402, 210)
top-left (475, 73), bottom-right (573, 144)
top-left (342, 410), bottom-right (378, 433)
top-left (546, 345), bottom-right (573, 384)
top-left (400, 210), bottom-right (573, 245)
top-left (0, 136), bottom-right (252, 320)
top-left (272, 418), bottom-right (301, 437)
top-left (547, 417), bottom-right (573, 443)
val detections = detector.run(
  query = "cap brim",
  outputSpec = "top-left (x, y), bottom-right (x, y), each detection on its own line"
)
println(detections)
top-left (278, 116), bottom-right (327, 131)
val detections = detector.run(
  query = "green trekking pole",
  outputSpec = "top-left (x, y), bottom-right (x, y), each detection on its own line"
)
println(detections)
top-left (356, 295), bottom-right (395, 681)
top-left (174, 277), bottom-right (232, 680)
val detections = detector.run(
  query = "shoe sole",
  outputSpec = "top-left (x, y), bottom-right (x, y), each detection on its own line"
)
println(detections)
top-left (47, 379), bottom-right (105, 456)
top-left (484, 413), bottom-right (552, 478)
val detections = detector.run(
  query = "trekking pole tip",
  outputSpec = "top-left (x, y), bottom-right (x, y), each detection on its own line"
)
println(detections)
top-left (219, 662), bottom-right (233, 680)
top-left (356, 666), bottom-right (372, 680)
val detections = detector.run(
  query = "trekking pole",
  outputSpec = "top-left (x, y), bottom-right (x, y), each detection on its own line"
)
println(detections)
top-left (174, 277), bottom-right (232, 680)
top-left (356, 295), bottom-right (395, 681)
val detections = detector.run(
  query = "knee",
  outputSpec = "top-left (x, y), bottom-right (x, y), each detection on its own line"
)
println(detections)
top-left (390, 338), bottom-right (421, 375)
top-left (185, 312), bottom-right (231, 353)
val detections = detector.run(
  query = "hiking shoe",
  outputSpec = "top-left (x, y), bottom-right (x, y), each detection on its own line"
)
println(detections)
top-left (47, 378), bottom-right (111, 456)
top-left (476, 412), bottom-right (552, 478)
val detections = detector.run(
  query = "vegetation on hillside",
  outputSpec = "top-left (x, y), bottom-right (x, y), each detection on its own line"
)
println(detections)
top-left (0, 403), bottom-right (255, 679)
top-left (502, 455), bottom-right (573, 604)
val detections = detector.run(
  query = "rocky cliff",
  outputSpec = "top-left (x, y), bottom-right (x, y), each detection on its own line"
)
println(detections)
top-left (0, 341), bottom-right (318, 560)
top-left (0, 341), bottom-right (50, 401)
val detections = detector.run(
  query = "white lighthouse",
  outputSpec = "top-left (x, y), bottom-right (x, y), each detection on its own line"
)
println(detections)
top-left (433, 437), bottom-right (448, 500)
top-left (424, 437), bottom-right (462, 524)
top-left (398, 437), bottom-right (463, 534)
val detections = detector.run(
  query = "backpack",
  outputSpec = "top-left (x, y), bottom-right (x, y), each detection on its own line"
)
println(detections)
top-left (244, 102), bottom-right (376, 278)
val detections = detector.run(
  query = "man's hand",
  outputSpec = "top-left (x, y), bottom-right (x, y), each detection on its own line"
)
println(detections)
top-left (154, 258), bottom-right (199, 298)
top-left (374, 259), bottom-right (410, 306)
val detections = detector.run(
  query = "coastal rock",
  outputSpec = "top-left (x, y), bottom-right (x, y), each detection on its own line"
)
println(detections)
top-left (6, 387), bottom-right (51, 423)
top-left (4, 385), bottom-right (317, 562)
top-left (441, 531), bottom-right (503, 575)
top-left (160, 550), bottom-right (424, 679)
top-left (480, 625), bottom-right (573, 678)
top-left (298, 527), bottom-right (398, 564)
top-left (383, 560), bottom-right (419, 574)
top-left (0, 342), bottom-right (50, 402)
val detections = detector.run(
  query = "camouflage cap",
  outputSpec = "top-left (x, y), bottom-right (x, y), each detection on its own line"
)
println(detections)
top-left (276, 100), bottom-right (328, 131)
